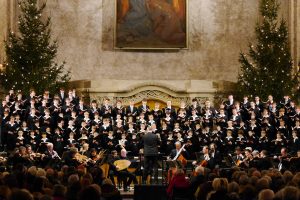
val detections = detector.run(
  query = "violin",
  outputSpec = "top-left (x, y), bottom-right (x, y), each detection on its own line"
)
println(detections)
top-left (75, 153), bottom-right (89, 164)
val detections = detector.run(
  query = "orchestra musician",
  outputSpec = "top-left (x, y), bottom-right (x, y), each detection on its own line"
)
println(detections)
top-left (10, 146), bottom-right (32, 167)
top-left (88, 148), bottom-right (101, 166)
top-left (169, 141), bottom-right (189, 161)
top-left (274, 147), bottom-right (290, 172)
top-left (249, 150), bottom-right (260, 169)
top-left (237, 148), bottom-right (253, 168)
top-left (80, 143), bottom-right (91, 157)
top-left (209, 143), bottom-right (221, 168)
top-left (256, 150), bottom-right (274, 170)
top-left (117, 148), bottom-right (137, 191)
top-left (232, 146), bottom-right (244, 166)
top-left (43, 143), bottom-right (61, 168)
top-left (62, 147), bottom-right (81, 168)
top-left (107, 149), bottom-right (136, 191)
top-left (108, 150), bottom-right (121, 186)
top-left (26, 145), bottom-right (36, 162)
top-left (193, 145), bottom-right (211, 169)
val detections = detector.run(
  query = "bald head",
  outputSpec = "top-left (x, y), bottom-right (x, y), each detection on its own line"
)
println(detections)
top-left (175, 142), bottom-right (181, 150)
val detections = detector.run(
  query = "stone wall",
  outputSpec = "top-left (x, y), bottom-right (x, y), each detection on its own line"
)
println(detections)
top-left (0, 0), bottom-right (299, 103)
top-left (1, 0), bottom-right (299, 81)
top-left (45, 0), bottom-right (260, 82)
top-left (0, 0), bottom-right (19, 64)
top-left (0, 0), bottom-right (8, 63)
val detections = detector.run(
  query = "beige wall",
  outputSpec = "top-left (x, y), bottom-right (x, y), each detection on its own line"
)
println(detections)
top-left (0, 0), bottom-right (18, 64)
top-left (45, 0), bottom-right (261, 82)
top-left (0, 0), bottom-right (8, 63)
top-left (1, 0), bottom-right (299, 83)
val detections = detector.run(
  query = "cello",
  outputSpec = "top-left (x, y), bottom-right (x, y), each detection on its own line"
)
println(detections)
top-left (167, 144), bottom-right (187, 183)
top-left (174, 144), bottom-right (187, 167)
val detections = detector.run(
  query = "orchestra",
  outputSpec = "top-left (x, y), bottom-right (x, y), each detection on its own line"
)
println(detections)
top-left (1, 90), bottom-right (300, 189)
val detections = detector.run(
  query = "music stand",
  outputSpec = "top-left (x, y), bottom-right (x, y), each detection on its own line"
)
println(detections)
top-left (289, 157), bottom-right (300, 172)
top-left (224, 155), bottom-right (235, 167)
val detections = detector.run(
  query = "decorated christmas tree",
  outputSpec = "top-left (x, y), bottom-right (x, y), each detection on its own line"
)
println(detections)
top-left (0, 0), bottom-right (70, 94)
top-left (237, 0), bottom-right (299, 101)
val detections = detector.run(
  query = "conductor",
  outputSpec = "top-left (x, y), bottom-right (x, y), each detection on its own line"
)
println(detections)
top-left (142, 127), bottom-right (160, 184)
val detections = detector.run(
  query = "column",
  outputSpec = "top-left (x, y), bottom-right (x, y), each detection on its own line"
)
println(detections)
top-left (288, 0), bottom-right (299, 71)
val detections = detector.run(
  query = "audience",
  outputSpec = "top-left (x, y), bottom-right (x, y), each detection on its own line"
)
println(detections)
top-left (0, 153), bottom-right (296, 200)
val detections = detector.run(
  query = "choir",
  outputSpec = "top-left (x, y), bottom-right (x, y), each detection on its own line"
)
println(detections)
top-left (1, 89), bottom-right (300, 172)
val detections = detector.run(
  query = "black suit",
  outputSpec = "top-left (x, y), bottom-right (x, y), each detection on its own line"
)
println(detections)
top-left (126, 106), bottom-right (138, 118)
top-left (224, 100), bottom-right (234, 118)
top-left (169, 149), bottom-right (178, 159)
top-left (209, 150), bottom-right (221, 168)
top-left (138, 105), bottom-right (150, 117)
top-left (142, 132), bottom-right (160, 183)
top-left (188, 105), bottom-right (201, 116)
top-left (143, 132), bottom-right (159, 156)
top-left (163, 107), bottom-right (177, 118)
top-left (58, 92), bottom-right (66, 104)
top-left (257, 157), bottom-right (274, 170)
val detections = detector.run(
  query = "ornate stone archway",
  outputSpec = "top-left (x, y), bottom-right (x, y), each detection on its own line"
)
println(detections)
top-left (73, 79), bottom-right (217, 107)
top-left (114, 90), bottom-right (190, 107)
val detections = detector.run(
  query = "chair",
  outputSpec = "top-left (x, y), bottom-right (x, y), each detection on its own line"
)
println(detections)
top-left (100, 163), bottom-right (110, 178)
top-left (127, 167), bottom-right (136, 173)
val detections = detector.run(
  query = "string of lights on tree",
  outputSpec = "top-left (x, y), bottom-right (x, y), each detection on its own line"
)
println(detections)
top-left (0, 0), bottom-right (70, 95)
top-left (237, 0), bottom-right (299, 101)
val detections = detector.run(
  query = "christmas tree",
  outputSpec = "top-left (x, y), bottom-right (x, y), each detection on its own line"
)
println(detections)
top-left (0, 0), bottom-right (70, 95)
top-left (237, 0), bottom-right (299, 101)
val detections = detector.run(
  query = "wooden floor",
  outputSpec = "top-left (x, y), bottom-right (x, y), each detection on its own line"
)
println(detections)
top-left (120, 186), bottom-right (134, 200)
